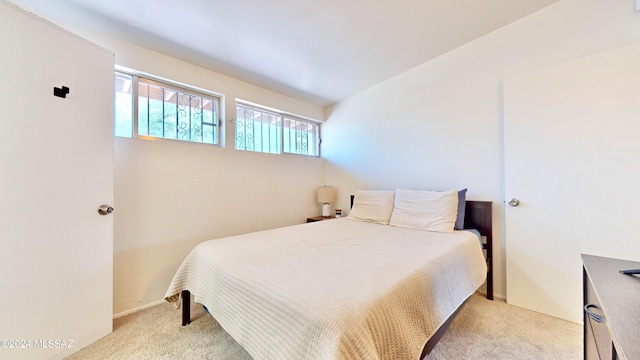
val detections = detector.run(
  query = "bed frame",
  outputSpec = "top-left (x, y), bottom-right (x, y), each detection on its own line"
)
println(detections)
top-left (420, 200), bottom-right (493, 357)
top-left (179, 199), bottom-right (493, 358)
top-left (463, 200), bottom-right (493, 301)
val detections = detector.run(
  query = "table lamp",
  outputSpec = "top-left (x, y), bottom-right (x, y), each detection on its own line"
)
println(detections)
top-left (317, 186), bottom-right (334, 217)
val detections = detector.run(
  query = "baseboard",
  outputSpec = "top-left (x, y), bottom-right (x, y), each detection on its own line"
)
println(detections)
top-left (113, 299), bottom-right (166, 319)
top-left (476, 290), bottom-right (506, 301)
top-left (493, 293), bottom-right (506, 301)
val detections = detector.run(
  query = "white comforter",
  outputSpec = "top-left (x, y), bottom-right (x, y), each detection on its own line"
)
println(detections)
top-left (165, 218), bottom-right (486, 360)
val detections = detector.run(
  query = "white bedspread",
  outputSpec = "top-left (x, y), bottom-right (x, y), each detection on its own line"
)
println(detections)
top-left (165, 218), bottom-right (486, 360)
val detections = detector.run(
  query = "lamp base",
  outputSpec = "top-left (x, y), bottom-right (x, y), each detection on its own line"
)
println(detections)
top-left (322, 203), bottom-right (330, 217)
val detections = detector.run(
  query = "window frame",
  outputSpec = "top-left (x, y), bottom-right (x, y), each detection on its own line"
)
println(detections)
top-left (114, 68), bottom-right (223, 146)
top-left (235, 100), bottom-right (321, 157)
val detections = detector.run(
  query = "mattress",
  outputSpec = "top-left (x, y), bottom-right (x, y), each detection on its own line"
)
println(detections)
top-left (165, 218), bottom-right (486, 360)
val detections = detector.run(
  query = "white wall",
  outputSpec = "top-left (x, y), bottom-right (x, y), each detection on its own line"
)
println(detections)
top-left (34, 25), bottom-right (327, 314)
top-left (322, 0), bottom-right (640, 301)
top-left (111, 44), bottom-right (326, 314)
top-left (113, 140), bottom-right (325, 313)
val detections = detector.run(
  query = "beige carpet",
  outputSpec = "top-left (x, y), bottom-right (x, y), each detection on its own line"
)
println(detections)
top-left (66, 294), bottom-right (581, 359)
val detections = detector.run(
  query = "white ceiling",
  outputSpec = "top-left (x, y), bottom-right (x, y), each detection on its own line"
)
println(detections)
top-left (10, 0), bottom-right (558, 106)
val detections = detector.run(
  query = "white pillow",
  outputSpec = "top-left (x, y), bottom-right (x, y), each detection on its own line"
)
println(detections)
top-left (347, 190), bottom-right (395, 224)
top-left (389, 189), bottom-right (458, 233)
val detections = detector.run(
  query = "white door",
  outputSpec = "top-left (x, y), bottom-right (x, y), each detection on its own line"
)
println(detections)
top-left (503, 42), bottom-right (640, 323)
top-left (0, 2), bottom-right (114, 359)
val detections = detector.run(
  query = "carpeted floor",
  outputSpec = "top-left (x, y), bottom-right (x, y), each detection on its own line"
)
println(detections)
top-left (65, 293), bottom-right (582, 359)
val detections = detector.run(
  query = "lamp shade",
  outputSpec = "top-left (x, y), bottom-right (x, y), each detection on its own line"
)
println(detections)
top-left (317, 186), bottom-right (334, 204)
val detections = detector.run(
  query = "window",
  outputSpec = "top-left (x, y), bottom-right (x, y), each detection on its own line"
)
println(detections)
top-left (283, 115), bottom-right (319, 156)
top-left (235, 102), bottom-right (320, 156)
top-left (114, 71), bottom-right (220, 145)
top-left (114, 73), bottom-right (133, 137)
top-left (235, 104), bottom-right (281, 154)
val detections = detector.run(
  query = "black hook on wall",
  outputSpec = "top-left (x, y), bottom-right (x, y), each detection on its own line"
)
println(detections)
top-left (53, 86), bottom-right (70, 98)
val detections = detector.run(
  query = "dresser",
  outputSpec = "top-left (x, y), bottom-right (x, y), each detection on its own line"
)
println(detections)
top-left (582, 254), bottom-right (640, 360)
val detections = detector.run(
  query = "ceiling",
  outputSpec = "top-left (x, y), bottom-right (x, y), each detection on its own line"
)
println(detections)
top-left (10, 0), bottom-right (558, 106)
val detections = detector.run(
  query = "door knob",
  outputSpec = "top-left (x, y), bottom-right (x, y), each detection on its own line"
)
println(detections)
top-left (508, 198), bottom-right (520, 207)
top-left (98, 204), bottom-right (114, 215)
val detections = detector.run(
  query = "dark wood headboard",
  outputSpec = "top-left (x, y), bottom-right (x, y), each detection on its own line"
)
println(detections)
top-left (465, 201), bottom-right (493, 300)
top-left (349, 195), bottom-right (491, 231)
top-left (349, 195), bottom-right (493, 300)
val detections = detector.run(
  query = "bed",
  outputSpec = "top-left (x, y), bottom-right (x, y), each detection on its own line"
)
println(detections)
top-left (165, 190), bottom-right (493, 360)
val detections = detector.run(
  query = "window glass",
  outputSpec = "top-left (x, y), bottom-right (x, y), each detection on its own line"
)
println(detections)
top-left (114, 72), bottom-right (133, 137)
top-left (283, 116), bottom-right (319, 156)
top-left (236, 103), bottom-right (319, 156)
top-left (235, 104), bottom-right (282, 154)
top-left (114, 71), bottom-right (220, 146)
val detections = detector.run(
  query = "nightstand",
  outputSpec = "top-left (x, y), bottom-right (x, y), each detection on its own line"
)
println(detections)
top-left (306, 216), bottom-right (336, 223)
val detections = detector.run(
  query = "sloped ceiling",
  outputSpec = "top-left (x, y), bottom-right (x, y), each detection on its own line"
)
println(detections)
top-left (10, 0), bottom-right (559, 106)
